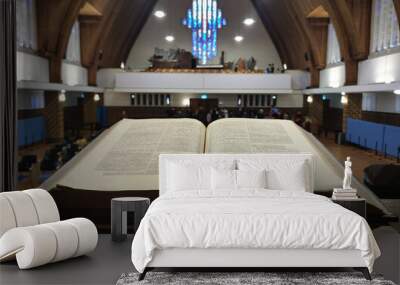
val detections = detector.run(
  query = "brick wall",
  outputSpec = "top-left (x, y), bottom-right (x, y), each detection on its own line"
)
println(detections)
top-left (44, 91), bottom-right (64, 142)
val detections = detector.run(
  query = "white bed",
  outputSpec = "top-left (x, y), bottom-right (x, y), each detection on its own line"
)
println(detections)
top-left (131, 154), bottom-right (380, 280)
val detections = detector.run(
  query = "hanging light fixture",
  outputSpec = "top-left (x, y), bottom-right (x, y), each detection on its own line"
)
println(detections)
top-left (93, 93), bottom-right (100, 102)
top-left (183, 0), bottom-right (227, 65)
top-left (120, 62), bottom-right (125, 70)
top-left (341, 94), bottom-right (348, 104)
top-left (58, 89), bottom-right (66, 102)
top-left (307, 95), bottom-right (313, 103)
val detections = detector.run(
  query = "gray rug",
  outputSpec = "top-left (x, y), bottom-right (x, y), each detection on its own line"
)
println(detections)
top-left (116, 272), bottom-right (396, 285)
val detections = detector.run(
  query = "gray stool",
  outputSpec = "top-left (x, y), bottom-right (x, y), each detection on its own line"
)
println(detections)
top-left (111, 197), bottom-right (150, 242)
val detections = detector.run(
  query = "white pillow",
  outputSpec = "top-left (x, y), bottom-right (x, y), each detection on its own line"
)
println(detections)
top-left (267, 161), bottom-right (308, 192)
top-left (236, 169), bottom-right (267, 189)
top-left (237, 159), bottom-right (310, 192)
top-left (211, 168), bottom-right (236, 190)
top-left (167, 163), bottom-right (211, 191)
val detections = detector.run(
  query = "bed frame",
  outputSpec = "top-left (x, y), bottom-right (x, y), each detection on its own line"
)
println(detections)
top-left (139, 248), bottom-right (371, 280)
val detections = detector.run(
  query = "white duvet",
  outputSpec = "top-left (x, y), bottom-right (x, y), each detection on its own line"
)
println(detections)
top-left (131, 190), bottom-right (380, 273)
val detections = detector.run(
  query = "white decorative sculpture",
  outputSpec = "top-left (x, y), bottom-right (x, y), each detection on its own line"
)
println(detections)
top-left (343, 156), bottom-right (352, 190)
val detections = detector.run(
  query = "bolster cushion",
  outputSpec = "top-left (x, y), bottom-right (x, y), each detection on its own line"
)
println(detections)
top-left (0, 218), bottom-right (98, 269)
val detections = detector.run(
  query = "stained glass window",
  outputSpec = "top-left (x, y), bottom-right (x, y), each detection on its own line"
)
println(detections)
top-left (183, 0), bottom-right (227, 64)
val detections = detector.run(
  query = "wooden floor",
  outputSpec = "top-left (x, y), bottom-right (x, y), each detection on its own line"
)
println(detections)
top-left (316, 133), bottom-right (399, 183)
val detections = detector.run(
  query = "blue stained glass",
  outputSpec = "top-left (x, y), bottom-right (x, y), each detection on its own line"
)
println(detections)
top-left (188, 9), bottom-right (192, 28)
top-left (183, 0), bottom-right (226, 64)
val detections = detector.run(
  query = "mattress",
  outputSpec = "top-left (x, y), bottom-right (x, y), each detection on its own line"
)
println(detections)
top-left (131, 190), bottom-right (381, 273)
top-left (41, 119), bottom-right (206, 191)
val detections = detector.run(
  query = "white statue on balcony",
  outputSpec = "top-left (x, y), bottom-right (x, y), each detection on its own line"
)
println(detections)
top-left (343, 156), bottom-right (352, 190)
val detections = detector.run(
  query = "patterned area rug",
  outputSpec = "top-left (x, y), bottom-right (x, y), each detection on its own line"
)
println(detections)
top-left (116, 272), bottom-right (396, 285)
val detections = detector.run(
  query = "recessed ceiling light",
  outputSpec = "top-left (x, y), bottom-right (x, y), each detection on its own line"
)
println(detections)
top-left (394, 89), bottom-right (400, 95)
top-left (165, 35), bottom-right (175, 42)
top-left (234, 35), bottom-right (244, 42)
top-left (154, 10), bottom-right (166, 18)
top-left (243, 18), bottom-right (255, 26)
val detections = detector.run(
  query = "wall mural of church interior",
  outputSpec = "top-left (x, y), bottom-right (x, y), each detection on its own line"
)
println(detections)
top-left (1, 0), bottom-right (400, 284)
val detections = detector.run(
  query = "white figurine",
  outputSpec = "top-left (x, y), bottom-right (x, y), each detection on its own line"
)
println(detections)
top-left (343, 156), bottom-right (352, 190)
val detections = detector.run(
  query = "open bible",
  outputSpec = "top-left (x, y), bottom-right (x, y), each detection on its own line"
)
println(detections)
top-left (41, 118), bottom-right (388, 229)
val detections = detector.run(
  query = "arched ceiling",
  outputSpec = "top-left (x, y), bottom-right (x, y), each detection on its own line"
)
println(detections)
top-left (36, 0), bottom-right (400, 86)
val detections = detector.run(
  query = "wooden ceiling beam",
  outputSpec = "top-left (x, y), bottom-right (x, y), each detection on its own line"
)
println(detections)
top-left (56, 0), bottom-right (86, 59)
top-left (37, 0), bottom-right (85, 82)
top-left (80, 0), bottom-right (125, 69)
top-left (251, 0), bottom-right (291, 67)
top-left (393, 0), bottom-right (400, 29)
top-left (253, 0), bottom-right (311, 70)
top-left (117, 0), bottom-right (157, 67)
top-left (319, 0), bottom-right (352, 62)
top-left (320, 0), bottom-right (371, 61)
top-left (285, 0), bottom-right (327, 70)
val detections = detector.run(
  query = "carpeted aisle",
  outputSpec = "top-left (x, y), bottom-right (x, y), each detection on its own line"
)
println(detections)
top-left (116, 272), bottom-right (396, 285)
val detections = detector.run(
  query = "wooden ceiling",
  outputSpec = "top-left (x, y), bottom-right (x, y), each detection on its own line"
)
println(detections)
top-left (35, 0), bottom-right (400, 86)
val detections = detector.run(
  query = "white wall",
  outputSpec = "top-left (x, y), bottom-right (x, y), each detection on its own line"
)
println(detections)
top-left (358, 52), bottom-right (400, 85)
top-left (287, 70), bottom-right (310, 89)
top-left (104, 91), bottom-right (132, 106)
top-left (319, 63), bottom-right (346, 88)
top-left (17, 51), bottom-right (49, 82)
top-left (61, 62), bottom-right (88, 86)
top-left (362, 92), bottom-right (400, 113)
top-left (326, 22), bottom-right (341, 65)
top-left (16, 0), bottom-right (37, 50)
top-left (126, 0), bottom-right (281, 70)
top-left (97, 68), bottom-right (121, 88)
top-left (65, 20), bottom-right (81, 64)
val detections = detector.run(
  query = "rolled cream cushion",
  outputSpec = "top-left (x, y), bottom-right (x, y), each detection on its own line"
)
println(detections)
top-left (0, 189), bottom-right (98, 269)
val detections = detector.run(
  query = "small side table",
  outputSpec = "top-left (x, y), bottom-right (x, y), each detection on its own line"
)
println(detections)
top-left (111, 197), bottom-right (150, 242)
top-left (332, 198), bottom-right (366, 218)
